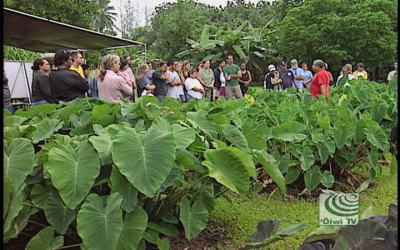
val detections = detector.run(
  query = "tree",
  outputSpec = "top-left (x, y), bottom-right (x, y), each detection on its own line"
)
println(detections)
top-left (147, 0), bottom-right (217, 59)
top-left (277, 0), bottom-right (397, 80)
top-left (175, 21), bottom-right (281, 82)
top-left (4, 0), bottom-right (97, 29)
top-left (91, 0), bottom-right (118, 33)
top-left (121, 0), bottom-right (136, 36)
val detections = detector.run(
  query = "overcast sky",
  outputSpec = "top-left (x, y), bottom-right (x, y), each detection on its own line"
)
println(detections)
top-left (110, 0), bottom-right (271, 36)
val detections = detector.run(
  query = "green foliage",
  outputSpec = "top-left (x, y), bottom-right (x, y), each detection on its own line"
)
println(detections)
top-left (2, 79), bottom-right (397, 249)
top-left (277, 0), bottom-right (397, 75)
top-left (4, 0), bottom-right (97, 29)
top-left (3, 46), bottom-right (39, 61)
top-left (90, 0), bottom-right (118, 33)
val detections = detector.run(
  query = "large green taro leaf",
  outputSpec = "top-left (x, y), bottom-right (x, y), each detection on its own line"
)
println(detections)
top-left (14, 104), bottom-right (61, 118)
top-left (332, 220), bottom-right (387, 250)
top-left (4, 138), bottom-right (34, 187)
top-left (3, 178), bottom-right (25, 234)
top-left (255, 150), bottom-right (286, 194)
top-left (171, 124), bottom-right (196, 149)
top-left (25, 227), bottom-right (64, 250)
top-left (317, 142), bottom-right (330, 164)
top-left (279, 222), bottom-right (308, 237)
top-left (241, 123), bottom-right (267, 150)
top-left (46, 140), bottom-right (101, 209)
top-left (4, 204), bottom-right (38, 243)
top-left (112, 126), bottom-right (176, 198)
top-left (116, 206), bottom-right (148, 250)
top-left (371, 99), bottom-right (388, 123)
top-left (304, 166), bottom-right (323, 191)
top-left (186, 111), bottom-right (217, 137)
top-left (3, 177), bottom-right (13, 221)
top-left (221, 124), bottom-right (251, 153)
top-left (364, 120), bottom-right (389, 151)
top-left (44, 191), bottom-right (76, 235)
top-left (202, 148), bottom-right (250, 194)
top-left (91, 103), bottom-right (120, 127)
top-left (4, 116), bottom-right (28, 126)
top-left (32, 118), bottom-right (64, 143)
top-left (180, 196), bottom-right (209, 240)
top-left (77, 193), bottom-right (124, 250)
top-left (321, 171), bottom-right (335, 188)
top-left (110, 167), bottom-right (138, 213)
top-left (272, 121), bottom-right (307, 142)
top-left (333, 121), bottom-right (352, 149)
top-left (89, 134), bottom-right (113, 165)
top-left (300, 146), bottom-right (315, 171)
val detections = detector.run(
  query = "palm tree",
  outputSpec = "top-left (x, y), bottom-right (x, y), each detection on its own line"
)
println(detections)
top-left (91, 0), bottom-right (118, 33)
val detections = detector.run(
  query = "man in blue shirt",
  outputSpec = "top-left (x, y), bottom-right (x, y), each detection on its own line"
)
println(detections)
top-left (290, 59), bottom-right (305, 91)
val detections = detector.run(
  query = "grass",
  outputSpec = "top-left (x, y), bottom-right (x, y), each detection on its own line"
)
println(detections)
top-left (209, 168), bottom-right (398, 250)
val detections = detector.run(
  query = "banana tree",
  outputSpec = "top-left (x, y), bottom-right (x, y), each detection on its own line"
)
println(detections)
top-left (175, 20), bottom-right (281, 81)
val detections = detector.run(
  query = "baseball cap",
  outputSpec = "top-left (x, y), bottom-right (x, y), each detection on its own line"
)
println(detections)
top-left (268, 64), bottom-right (276, 71)
top-left (280, 60), bottom-right (287, 66)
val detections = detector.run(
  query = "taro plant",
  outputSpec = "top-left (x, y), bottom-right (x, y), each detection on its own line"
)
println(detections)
top-left (239, 219), bottom-right (308, 249)
top-left (3, 79), bottom-right (397, 249)
top-left (3, 96), bottom-right (256, 250)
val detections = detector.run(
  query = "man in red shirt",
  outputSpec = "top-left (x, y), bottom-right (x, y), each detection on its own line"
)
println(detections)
top-left (310, 59), bottom-right (330, 99)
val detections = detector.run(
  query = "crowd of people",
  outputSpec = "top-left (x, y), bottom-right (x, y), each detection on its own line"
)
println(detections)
top-left (3, 49), bottom-right (398, 113)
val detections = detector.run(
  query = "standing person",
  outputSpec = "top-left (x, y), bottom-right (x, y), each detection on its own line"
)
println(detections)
top-left (31, 58), bottom-right (54, 106)
top-left (97, 54), bottom-right (132, 105)
top-left (238, 62), bottom-right (252, 96)
top-left (387, 61), bottom-right (397, 82)
top-left (82, 64), bottom-right (98, 98)
top-left (146, 61), bottom-right (155, 81)
top-left (152, 61), bottom-right (170, 102)
top-left (179, 60), bottom-right (191, 101)
top-left (279, 61), bottom-right (295, 90)
top-left (175, 62), bottom-right (186, 102)
top-left (123, 55), bottom-right (137, 98)
top-left (336, 66), bottom-right (354, 87)
top-left (136, 64), bottom-right (155, 97)
top-left (289, 59), bottom-right (305, 90)
top-left (198, 60), bottom-right (215, 101)
top-left (166, 60), bottom-right (184, 101)
top-left (302, 63), bottom-right (313, 89)
top-left (118, 57), bottom-right (136, 102)
top-left (185, 69), bottom-right (205, 100)
top-left (265, 64), bottom-right (282, 91)
top-left (69, 51), bottom-right (85, 78)
top-left (3, 71), bottom-right (14, 114)
top-left (49, 49), bottom-right (89, 103)
top-left (193, 62), bottom-right (204, 79)
top-left (213, 59), bottom-right (226, 101)
top-left (224, 54), bottom-right (242, 99)
top-left (310, 59), bottom-right (330, 99)
top-left (180, 60), bottom-right (191, 82)
top-left (352, 63), bottom-right (368, 80)
top-left (324, 63), bottom-right (334, 86)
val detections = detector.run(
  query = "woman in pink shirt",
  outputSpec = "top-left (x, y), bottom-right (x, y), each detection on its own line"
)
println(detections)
top-left (97, 54), bottom-right (133, 105)
top-left (117, 57), bottom-right (136, 102)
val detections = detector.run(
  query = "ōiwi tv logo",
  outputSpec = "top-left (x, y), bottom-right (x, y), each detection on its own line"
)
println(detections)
top-left (319, 193), bottom-right (359, 226)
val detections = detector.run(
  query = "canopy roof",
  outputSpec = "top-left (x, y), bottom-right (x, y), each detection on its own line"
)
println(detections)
top-left (3, 7), bottom-right (145, 53)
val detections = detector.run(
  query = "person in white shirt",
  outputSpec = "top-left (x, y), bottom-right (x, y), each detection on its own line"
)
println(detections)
top-left (166, 60), bottom-right (182, 101)
top-left (185, 69), bottom-right (205, 100)
top-left (387, 61), bottom-right (397, 82)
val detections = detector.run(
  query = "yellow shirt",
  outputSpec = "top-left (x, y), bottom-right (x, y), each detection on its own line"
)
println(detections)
top-left (352, 70), bottom-right (368, 80)
top-left (70, 65), bottom-right (84, 78)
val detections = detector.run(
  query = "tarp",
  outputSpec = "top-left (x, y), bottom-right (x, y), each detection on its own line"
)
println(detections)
top-left (3, 7), bottom-right (145, 53)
